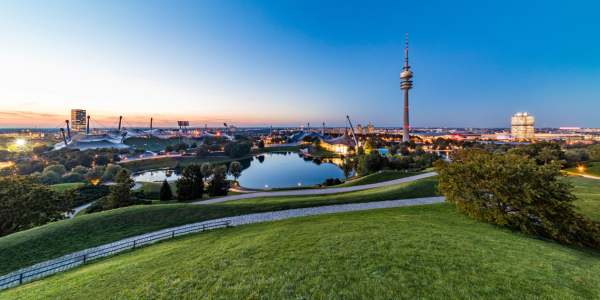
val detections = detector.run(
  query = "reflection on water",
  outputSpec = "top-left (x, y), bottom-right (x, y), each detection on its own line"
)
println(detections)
top-left (132, 152), bottom-right (347, 189)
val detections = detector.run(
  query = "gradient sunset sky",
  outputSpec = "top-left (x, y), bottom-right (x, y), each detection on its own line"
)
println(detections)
top-left (1, 1), bottom-right (599, 128)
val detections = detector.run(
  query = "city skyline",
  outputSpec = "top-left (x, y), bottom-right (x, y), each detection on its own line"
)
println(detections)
top-left (1, 1), bottom-right (599, 128)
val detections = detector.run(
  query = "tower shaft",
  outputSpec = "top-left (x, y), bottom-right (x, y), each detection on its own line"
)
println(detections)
top-left (403, 89), bottom-right (409, 142)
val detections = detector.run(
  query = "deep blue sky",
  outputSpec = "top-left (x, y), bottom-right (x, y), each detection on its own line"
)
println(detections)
top-left (0, 1), bottom-right (599, 128)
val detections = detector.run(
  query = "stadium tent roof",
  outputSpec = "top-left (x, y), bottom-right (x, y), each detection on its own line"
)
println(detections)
top-left (55, 140), bottom-right (131, 151)
top-left (321, 133), bottom-right (357, 147)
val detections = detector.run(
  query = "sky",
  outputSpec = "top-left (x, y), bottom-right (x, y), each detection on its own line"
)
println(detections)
top-left (0, 0), bottom-right (599, 129)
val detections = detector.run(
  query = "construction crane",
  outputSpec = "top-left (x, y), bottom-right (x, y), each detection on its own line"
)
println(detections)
top-left (346, 116), bottom-right (359, 147)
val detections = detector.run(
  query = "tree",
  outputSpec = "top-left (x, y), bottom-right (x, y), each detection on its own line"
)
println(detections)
top-left (104, 165), bottom-right (123, 179)
top-left (40, 171), bottom-right (61, 185)
top-left (207, 165), bottom-right (229, 197)
top-left (159, 179), bottom-right (173, 201)
top-left (94, 155), bottom-right (110, 166)
top-left (415, 145), bottom-right (425, 156)
top-left (229, 161), bottom-right (243, 182)
top-left (165, 145), bottom-right (174, 153)
top-left (33, 145), bottom-right (49, 155)
top-left (176, 164), bottom-right (203, 200)
top-left (364, 141), bottom-right (377, 153)
top-left (590, 145), bottom-right (600, 160)
top-left (72, 165), bottom-right (89, 175)
top-left (201, 163), bottom-right (213, 182)
top-left (105, 169), bottom-right (136, 209)
top-left (313, 139), bottom-right (322, 151)
top-left (257, 140), bottom-right (265, 149)
top-left (341, 157), bottom-right (354, 178)
top-left (195, 145), bottom-right (209, 158)
top-left (174, 143), bottom-right (189, 153)
top-left (357, 154), bottom-right (385, 175)
top-left (0, 176), bottom-right (74, 237)
top-left (132, 148), bottom-right (146, 155)
top-left (43, 164), bottom-right (67, 176)
top-left (357, 146), bottom-right (365, 156)
top-left (119, 148), bottom-right (130, 155)
top-left (434, 148), bottom-right (600, 249)
top-left (190, 142), bottom-right (197, 148)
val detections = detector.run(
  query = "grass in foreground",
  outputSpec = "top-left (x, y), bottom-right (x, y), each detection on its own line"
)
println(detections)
top-left (3, 203), bottom-right (600, 299)
top-left (0, 176), bottom-right (437, 275)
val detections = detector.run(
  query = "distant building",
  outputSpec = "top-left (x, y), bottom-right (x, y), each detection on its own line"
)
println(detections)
top-left (71, 109), bottom-right (86, 132)
top-left (366, 123), bottom-right (375, 134)
top-left (354, 124), bottom-right (363, 134)
top-left (511, 112), bottom-right (535, 140)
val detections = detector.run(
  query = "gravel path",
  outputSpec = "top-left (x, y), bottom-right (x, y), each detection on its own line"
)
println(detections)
top-left (194, 172), bottom-right (437, 204)
top-left (1, 196), bottom-right (444, 290)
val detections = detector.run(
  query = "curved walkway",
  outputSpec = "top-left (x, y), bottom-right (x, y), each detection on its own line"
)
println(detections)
top-left (194, 172), bottom-right (437, 204)
top-left (0, 196), bottom-right (444, 290)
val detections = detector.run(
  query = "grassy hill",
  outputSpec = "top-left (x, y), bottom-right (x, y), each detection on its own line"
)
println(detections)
top-left (3, 202), bottom-right (600, 299)
top-left (0, 176), bottom-right (438, 275)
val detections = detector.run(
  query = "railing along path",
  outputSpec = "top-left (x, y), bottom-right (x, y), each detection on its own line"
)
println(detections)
top-left (0, 219), bottom-right (229, 290)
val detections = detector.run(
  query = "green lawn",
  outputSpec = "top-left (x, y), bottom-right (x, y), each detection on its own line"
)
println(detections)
top-left (4, 202), bottom-right (600, 299)
top-left (565, 175), bottom-right (600, 220)
top-left (0, 176), bottom-right (437, 275)
top-left (49, 183), bottom-right (83, 191)
top-left (565, 161), bottom-right (600, 177)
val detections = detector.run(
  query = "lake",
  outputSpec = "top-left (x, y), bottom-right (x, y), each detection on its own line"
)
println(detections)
top-left (132, 152), bottom-right (348, 189)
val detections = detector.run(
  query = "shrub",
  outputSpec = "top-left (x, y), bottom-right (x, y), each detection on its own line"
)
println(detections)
top-left (434, 148), bottom-right (600, 248)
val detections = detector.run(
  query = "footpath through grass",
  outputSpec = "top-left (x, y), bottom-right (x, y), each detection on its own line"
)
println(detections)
top-left (0, 176), bottom-right (438, 275)
top-left (565, 161), bottom-right (600, 177)
top-left (3, 202), bottom-right (600, 299)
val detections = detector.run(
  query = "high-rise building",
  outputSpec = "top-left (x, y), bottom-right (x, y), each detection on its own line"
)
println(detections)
top-left (511, 112), bottom-right (535, 140)
top-left (401, 34), bottom-right (413, 142)
top-left (71, 109), bottom-right (86, 132)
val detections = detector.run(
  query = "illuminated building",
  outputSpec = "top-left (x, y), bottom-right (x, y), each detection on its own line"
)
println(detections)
top-left (71, 109), bottom-right (86, 132)
top-left (511, 112), bottom-right (535, 140)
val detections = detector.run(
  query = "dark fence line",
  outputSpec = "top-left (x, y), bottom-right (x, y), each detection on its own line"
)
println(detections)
top-left (0, 219), bottom-right (230, 290)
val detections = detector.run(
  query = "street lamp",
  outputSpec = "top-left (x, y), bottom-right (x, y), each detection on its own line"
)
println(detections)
top-left (579, 166), bottom-right (584, 175)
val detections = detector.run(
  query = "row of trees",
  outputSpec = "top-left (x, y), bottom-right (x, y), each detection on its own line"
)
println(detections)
top-left (159, 161), bottom-right (243, 201)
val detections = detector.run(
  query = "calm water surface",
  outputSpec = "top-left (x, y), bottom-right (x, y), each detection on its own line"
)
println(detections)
top-left (132, 152), bottom-right (347, 189)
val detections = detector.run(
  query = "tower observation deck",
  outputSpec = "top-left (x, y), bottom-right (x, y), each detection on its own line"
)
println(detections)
top-left (401, 34), bottom-right (413, 143)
